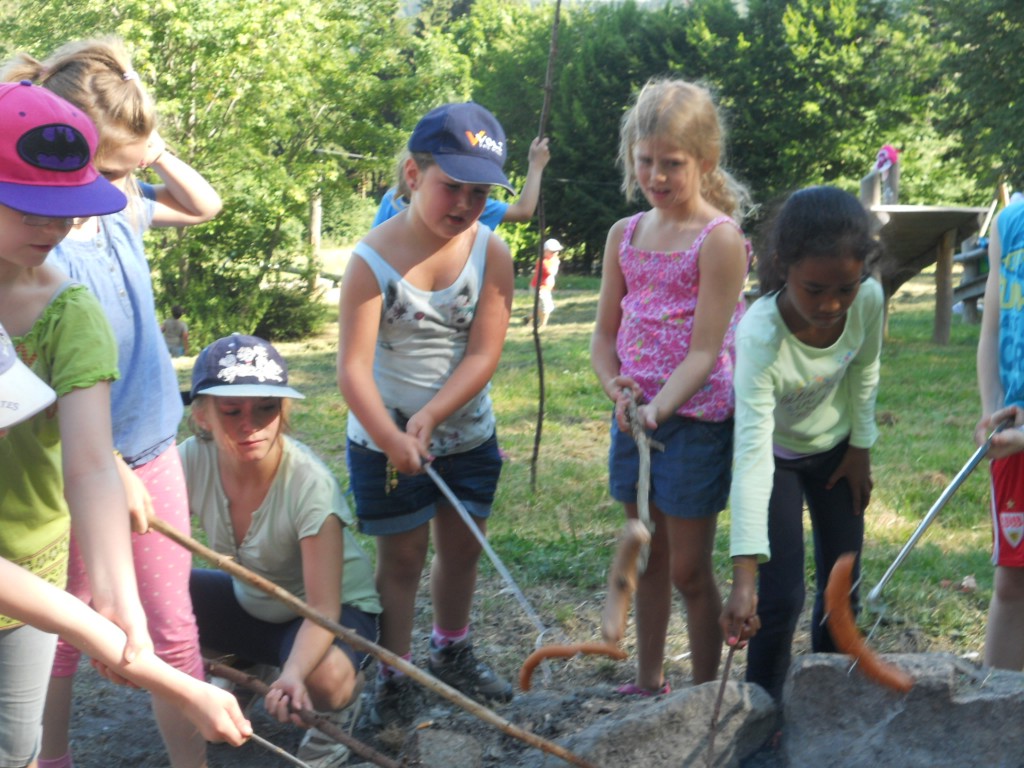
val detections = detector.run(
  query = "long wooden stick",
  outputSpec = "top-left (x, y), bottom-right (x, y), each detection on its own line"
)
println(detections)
top-left (149, 517), bottom-right (596, 768)
top-left (528, 0), bottom-right (563, 492)
top-left (706, 644), bottom-right (736, 767)
top-left (207, 661), bottom-right (399, 768)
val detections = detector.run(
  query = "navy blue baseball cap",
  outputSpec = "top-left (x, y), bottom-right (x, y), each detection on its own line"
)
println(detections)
top-left (408, 102), bottom-right (514, 193)
top-left (190, 334), bottom-right (304, 401)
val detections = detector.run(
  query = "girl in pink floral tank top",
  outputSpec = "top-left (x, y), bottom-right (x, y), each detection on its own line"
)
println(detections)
top-left (616, 212), bottom-right (750, 422)
top-left (591, 78), bottom-right (753, 695)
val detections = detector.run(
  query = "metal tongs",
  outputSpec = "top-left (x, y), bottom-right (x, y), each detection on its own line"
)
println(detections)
top-left (867, 419), bottom-right (1011, 609)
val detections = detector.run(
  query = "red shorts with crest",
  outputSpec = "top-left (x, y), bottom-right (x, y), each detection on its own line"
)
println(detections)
top-left (990, 453), bottom-right (1024, 567)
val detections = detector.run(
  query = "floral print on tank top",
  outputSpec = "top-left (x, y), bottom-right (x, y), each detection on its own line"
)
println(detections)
top-left (615, 212), bottom-right (750, 422)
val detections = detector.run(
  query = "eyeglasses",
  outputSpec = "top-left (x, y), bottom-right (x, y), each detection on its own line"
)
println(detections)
top-left (21, 213), bottom-right (77, 228)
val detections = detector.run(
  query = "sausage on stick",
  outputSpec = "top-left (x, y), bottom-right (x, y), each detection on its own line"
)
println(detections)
top-left (825, 552), bottom-right (914, 693)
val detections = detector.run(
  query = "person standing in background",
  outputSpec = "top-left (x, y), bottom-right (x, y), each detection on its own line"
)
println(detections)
top-left (530, 238), bottom-right (563, 330)
top-left (373, 135), bottom-right (551, 231)
top-left (161, 305), bottom-right (189, 357)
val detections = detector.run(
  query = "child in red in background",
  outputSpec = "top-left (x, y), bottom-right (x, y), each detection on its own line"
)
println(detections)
top-left (530, 238), bottom-right (563, 329)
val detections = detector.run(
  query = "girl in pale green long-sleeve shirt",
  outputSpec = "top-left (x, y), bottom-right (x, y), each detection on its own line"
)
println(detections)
top-left (720, 185), bottom-right (884, 701)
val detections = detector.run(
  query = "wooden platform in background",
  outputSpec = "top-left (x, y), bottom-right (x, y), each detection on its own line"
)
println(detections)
top-left (870, 204), bottom-right (989, 343)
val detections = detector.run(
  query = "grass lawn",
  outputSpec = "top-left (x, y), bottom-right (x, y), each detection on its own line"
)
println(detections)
top-left (173, 269), bottom-right (995, 661)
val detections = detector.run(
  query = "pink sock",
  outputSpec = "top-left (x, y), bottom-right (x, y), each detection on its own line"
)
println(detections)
top-left (38, 754), bottom-right (74, 768)
top-left (378, 652), bottom-right (413, 680)
top-left (431, 625), bottom-right (469, 648)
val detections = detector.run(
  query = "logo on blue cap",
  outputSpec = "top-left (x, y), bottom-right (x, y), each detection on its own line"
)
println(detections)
top-left (408, 102), bottom-right (513, 193)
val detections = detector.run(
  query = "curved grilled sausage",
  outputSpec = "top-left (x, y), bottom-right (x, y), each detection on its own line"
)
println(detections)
top-left (825, 552), bottom-right (914, 693)
top-left (519, 642), bottom-right (628, 692)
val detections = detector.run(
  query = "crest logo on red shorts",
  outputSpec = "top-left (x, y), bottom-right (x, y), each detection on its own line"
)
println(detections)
top-left (1000, 510), bottom-right (1024, 548)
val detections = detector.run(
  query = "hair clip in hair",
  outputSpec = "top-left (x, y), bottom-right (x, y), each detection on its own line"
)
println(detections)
top-left (122, 70), bottom-right (139, 82)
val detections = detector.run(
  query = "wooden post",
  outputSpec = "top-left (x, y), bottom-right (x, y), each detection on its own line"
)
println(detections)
top-left (860, 172), bottom-right (880, 208)
top-left (933, 228), bottom-right (957, 344)
top-left (308, 190), bottom-right (323, 293)
top-left (960, 236), bottom-right (982, 325)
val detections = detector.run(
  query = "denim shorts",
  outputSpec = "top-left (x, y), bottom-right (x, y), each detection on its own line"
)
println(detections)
top-left (347, 433), bottom-right (503, 536)
top-left (608, 415), bottom-right (732, 519)
top-left (189, 569), bottom-right (379, 672)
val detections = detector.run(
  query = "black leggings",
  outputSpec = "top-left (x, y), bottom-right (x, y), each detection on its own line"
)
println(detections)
top-left (745, 438), bottom-right (864, 700)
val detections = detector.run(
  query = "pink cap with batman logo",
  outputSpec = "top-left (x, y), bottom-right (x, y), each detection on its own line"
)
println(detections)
top-left (0, 81), bottom-right (126, 217)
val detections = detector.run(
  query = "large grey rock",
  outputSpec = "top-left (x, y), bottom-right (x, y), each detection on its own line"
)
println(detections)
top-left (532, 681), bottom-right (777, 767)
top-left (402, 726), bottom-right (485, 767)
top-left (783, 653), bottom-right (1024, 768)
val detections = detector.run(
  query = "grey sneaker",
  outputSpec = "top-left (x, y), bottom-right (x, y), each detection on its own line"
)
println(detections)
top-left (368, 674), bottom-right (420, 728)
top-left (297, 699), bottom-right (360, 768)
top-left (427, 638), bottom-right (513, 704)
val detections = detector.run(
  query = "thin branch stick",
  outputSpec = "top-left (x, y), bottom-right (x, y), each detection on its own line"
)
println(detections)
top-left (624, 398), bottom-right (654, 533)
top-left (624, 396), bottom-right (664, 572)
top-left (149, 517), bottom-right (596, 768)
top-left (207, 661), bottom-right (399, 768)
top-left (529, 0), bottom-right (563, 492)
top-left (536, 0), bottom-right (561, 141)
top-left (706, 644), bottom-right (737, 767)
top-left (247, 733), bottom-right (316, 768)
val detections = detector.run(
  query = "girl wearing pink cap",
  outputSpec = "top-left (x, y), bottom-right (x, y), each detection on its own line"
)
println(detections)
top-left (0, 81), bottom-right (175, 768)
top-left (3, 37), bottom-right (221, 768)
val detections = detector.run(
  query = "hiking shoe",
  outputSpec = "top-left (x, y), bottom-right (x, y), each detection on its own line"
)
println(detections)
top-left (427, 638), bottom-right (513, 704)
top-left (368, 674), bottom-right (420, 728)
top-left (297, 698), bottom-right (361, 768)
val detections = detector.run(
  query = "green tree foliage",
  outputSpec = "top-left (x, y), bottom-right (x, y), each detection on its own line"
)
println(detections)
top-left (2, 0), bottom-right (470, 345)
top-left (463, 0), bottom-right (987, 262)
top-left (933, 0), bottom-right (1024, 191)
top-left (1, 0), bottom-right (1009, 299)
top-left (449, 0), bottom-right (557, 271)
top-left (543, 1), bottom-right (698, 272)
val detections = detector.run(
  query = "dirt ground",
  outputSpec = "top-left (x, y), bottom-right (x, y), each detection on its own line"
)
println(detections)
top-left (65, 570), bottom-right (791, 768)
